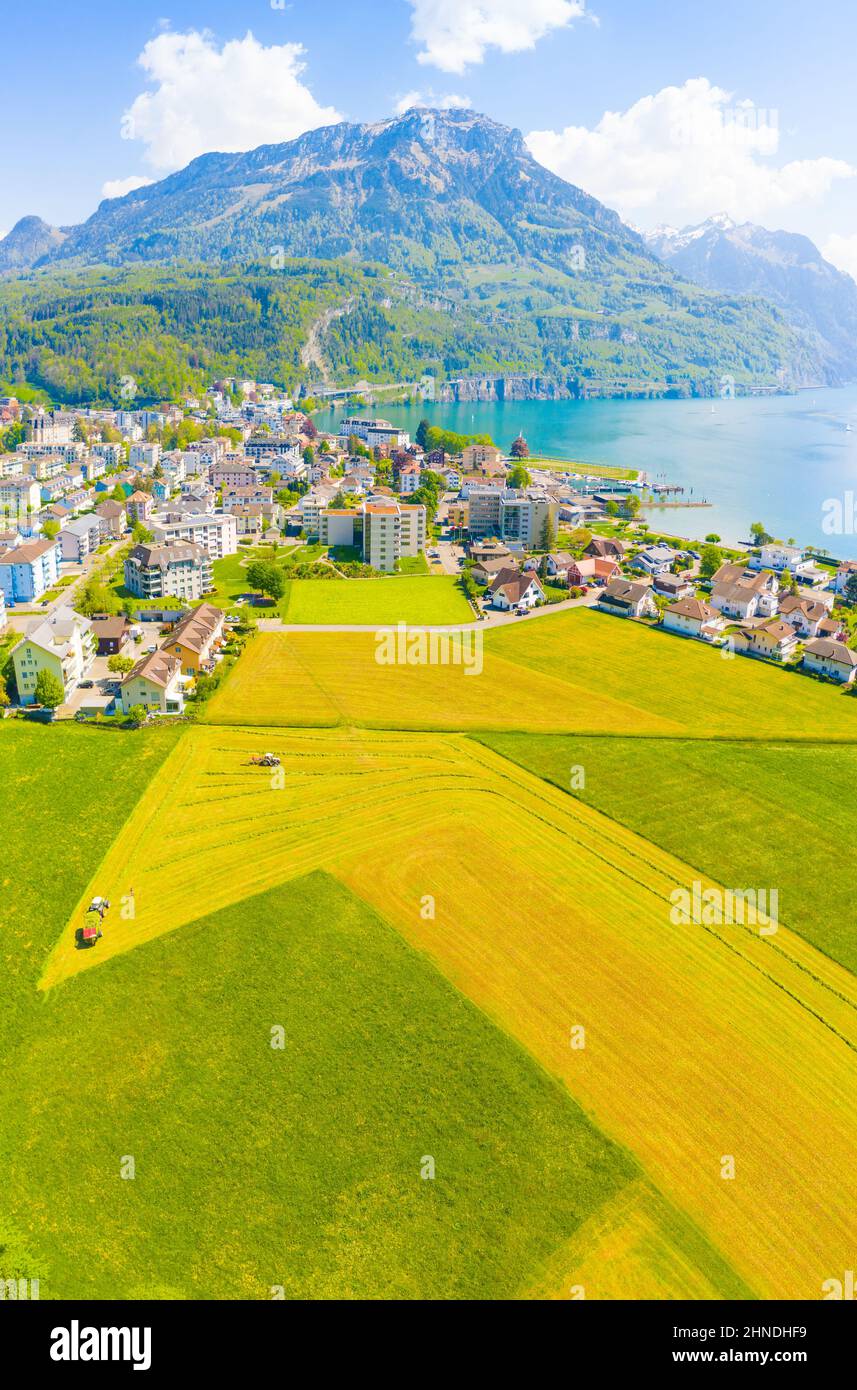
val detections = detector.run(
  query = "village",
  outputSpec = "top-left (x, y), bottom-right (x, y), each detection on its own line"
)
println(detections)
top-left (1, 381), bottom-right (857, 722)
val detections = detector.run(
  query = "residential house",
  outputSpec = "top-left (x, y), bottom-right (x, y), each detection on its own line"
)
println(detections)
top-left (731, 619), bottom-right (799, 663)
top-left (120, 650), bottom-right (184, 715)
top-left (90, 615), bottom-right (131, 656)
top-left (398, 461), bottom-right (422, 494)
top-left (803, 637), bottom-right (857, 683)
top-left (0, 536), bottom-right (61, 604)
top-left (749, 542), bottom-right (811, 576)
top-left (710, 563), bottom-right (779, 620)
top-left (663, 596), bottom-right (724, 642)
top-left (94, 498), bottom-right (127, 538)
top-left (598, 578), bottom-right (658, 619)
top-left (12, 606), bottom-right (94, 705)
top-left (126, 490), bottom-right (155, 527)
top-left (778, 595), bottom-right (828, 639)
top-left (585, 535), bottom-right (626, 561)
top-left (630, 544), bottom-right (677, 577)
top-left (461, 443), bottom-right (505, 474)
top-left (161, 603), bottom-right (225, 676)
top-left (833, 560), bottom-right (857, 595)
top-left (472, 555), bottom-right (519, 585)
top-left (124, 541), bottom-right (213, 601)
top-left (653, 572), bottom-right (695, 601)
top-left (489, 568), bottom-right (544, 611)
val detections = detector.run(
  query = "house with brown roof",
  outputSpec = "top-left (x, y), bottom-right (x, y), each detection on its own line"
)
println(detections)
top-left (710, 563), bottom-right (779, 621)
top-left (488, 568), bottom-right (544, 611)
top-left (803, 637), bottom-right (857, 683)
top-left (778, 595), bottom-right (828, 639)
top-left (472, 555), bottom-right (519, 585)
top-left (162, 602), bottom-right (225, 675)
top-left (90, 615), bottom-right (131, 656)
top-left (585, 535), bottom-right (626, 561)
top-left (663, 596), bottom-right (724, 642)
top-left (94, 498), bottom-right (127, 538)
top-left (120, 649), bottom-right (184, 714)
top-left (126, 490), bottom-right (155, 526)
top-left (731, 619), bottom-right (799, 663)
top-left (598, 577), bottom-right (657, 619)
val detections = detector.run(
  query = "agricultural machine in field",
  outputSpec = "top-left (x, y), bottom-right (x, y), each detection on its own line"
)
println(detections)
top-left (80, 895), bottom-right (110, 947)
top-left (248, 753), bottom-right (281, 768)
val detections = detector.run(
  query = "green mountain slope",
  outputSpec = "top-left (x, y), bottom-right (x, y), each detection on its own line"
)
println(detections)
top-left (0, 109), bottom-right (823, 399)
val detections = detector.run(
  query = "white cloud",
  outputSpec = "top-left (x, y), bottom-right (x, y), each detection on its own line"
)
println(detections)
top-left (393, 90), bottom-right (472, 115)
top-left (101, 176), bottom-right (154, 201)
top-left (121, 29), bottom-right (341, 173)
top-left (526, 78), bottom-right (855, 229)
top-left (823, 234), bottom-right (857, 283)
top-left (408, 0), bottom-right (588, 74)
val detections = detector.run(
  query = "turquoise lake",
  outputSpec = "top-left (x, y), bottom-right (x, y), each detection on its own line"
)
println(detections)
top-left (319, 386), bottom-right (857, 559)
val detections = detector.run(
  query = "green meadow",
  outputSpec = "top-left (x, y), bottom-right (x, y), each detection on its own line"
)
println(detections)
top-left (280, 575), bottom-right (473, 625)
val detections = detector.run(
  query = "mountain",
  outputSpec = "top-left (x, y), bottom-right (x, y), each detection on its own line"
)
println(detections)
top-left (645, 215), bottom-right (857, 383)
top-left (0, 216), bottom-right (67, 272)
top-left (0, 111), bottom-right (825, 400)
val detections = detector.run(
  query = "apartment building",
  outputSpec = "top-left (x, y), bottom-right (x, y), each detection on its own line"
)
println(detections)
top-left (151, 511), bottom-right (238, 559)
top-left (60, 514), bottom-right (105, 562)
top-left (0, 536), bottom-right (61, 604)
top-left (361, 501), bottom-right (426, 572)
top-left (12, 605), bottom-right (95, 705)
top-left (124, 541), bottom-right (213, 601)
top-left (339, 417), bottom-right (411, 450)
top-left (0, 476), bottom-right (43, 518)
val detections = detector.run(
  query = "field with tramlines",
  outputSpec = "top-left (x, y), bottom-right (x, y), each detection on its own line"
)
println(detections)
top-left (40, 719), bottom-right (857, 1301)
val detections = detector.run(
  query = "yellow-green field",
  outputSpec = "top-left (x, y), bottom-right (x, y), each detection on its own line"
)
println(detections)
top-left (204, 610), bottom-right (857, 738)
top-left (44, 723), bottom-right (857, 1300)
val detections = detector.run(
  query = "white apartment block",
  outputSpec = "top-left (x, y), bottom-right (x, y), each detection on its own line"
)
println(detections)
top-left (361, 501), bottom-right (426, 572)
top-left (151, 511), bottom-right (238, 559)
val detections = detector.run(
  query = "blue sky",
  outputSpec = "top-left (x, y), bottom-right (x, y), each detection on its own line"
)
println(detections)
top-left (2, 0), bottom-right (856, 272)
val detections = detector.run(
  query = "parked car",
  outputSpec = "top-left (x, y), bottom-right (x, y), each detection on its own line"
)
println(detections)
top-left (147, 644), bottom-right (157, 653)
top-left (78, 680), bottom-right (94, 689)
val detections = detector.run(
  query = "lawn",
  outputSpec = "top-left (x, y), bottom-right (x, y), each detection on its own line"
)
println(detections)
top-left (5, 870), bottom-right (637, 1299)
top-left (279, 575), bottom-right (472, 625)
top-left (40, 723), bottom-right (857, 1300)
top-left (479, 732), bottom-right (857, 974)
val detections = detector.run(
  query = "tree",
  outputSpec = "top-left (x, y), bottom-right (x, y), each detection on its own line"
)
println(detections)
top-left (415, 418), bottom-right (431, 450)
top-left (779, 567), bottom-right (798, 597)
top-left (131, 521), bottom-right (154, 544)
top-left (42, 519), bottom-right (60, 540)
top-left (750, 521), bottom-right (772, 546)
top-left (699, 544), bottom-right (722, 578)
top-left (510, 434), bottom-right (530, 459)
top-left (302, 444), bottom-right (315, 467)
top-left (246, 560), bottom-right (286, 601)
top-left (301, 416), bottom-right (318, 440)
top-left (622, 494), bottom-right (641, 519)
top-left (34, 669), bottom-right (65, 709)
top-left (845, 573), bottom-right (857, 607)
top-left (107, 654), bottom-right (135, 674)
top-left (705, 533), bottom-right (721, 543)
top-left (508, 464), bottom-right (531, 489)
top-left (111, 484), bottom-right (126, 503)
top-left (539, 515), bottom-right (557, 553)
top-left (605, 500), bottom-right (619, 518)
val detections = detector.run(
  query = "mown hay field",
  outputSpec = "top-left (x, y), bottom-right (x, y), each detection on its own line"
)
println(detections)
top-left (280, 575), bottom-right (473, 625)
top-left (204, 612), bottom-right (857, 738)
top-left (44, 724), bottom-right (857, 1300)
